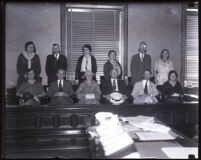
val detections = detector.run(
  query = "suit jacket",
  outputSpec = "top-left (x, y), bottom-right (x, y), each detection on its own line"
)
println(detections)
top-left (131, 80), bottom-right (159, 103)
top-left (101, 79), bottom-right (130, 97)
top-left (75, 55), bottom-right (97, 81)
top-left (47, 80), bottom-right (74, 105)
top-left (130, 53), bottom-right (151, 86)
top-left (45, 54), bottom-right (67, 85)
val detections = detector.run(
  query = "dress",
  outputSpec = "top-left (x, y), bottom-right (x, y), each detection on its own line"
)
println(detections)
top-left (75, 55), bottom-right (97, 84)
top-left (17, 81), bottom-right (44, 105)
top-left (76, 80), bottom-right (101, 104)
top-left (154, 59), bottom-right (174, 85)
top-left (161, 81), bottom-right (183, 98)
top-left (16, 53), bottom-right (41, 89)
top-left (103, 60), bottom-right (122, 80)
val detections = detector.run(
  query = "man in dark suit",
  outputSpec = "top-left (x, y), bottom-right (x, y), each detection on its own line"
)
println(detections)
top-left (45, 43), bottom-right (67, 85)
top-left (130, 42), bottom-right (151, 86)
top-left (47, 68), bottom-right (74, 105)
top-left (100, 69), bottom-right (130, 104)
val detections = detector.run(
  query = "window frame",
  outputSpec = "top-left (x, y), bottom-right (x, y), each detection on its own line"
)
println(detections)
top-left (61, 3), bottom-right (128, 83)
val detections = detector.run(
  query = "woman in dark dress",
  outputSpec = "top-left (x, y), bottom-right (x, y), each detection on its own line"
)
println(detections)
top-left (16, 68), bottom-right (45, 106)
top-left (75, 44), bottom-right (97, 85)
top-left (16, 41), bottom-right (41, 89)
top-left (103, 50), bottom-right (122, 80)
top-left (161, 70), bottom-right (183, 103)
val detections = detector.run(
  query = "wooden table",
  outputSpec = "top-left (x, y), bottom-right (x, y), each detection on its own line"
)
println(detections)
top-left (88, 118), bottom-right (198, 159)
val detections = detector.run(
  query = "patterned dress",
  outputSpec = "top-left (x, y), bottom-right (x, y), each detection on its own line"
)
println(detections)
top-left (17, 81), bottom-right (44, 105)
top-left (154, 59), bottom-right (174, 85)
top-left (76, 80), bottom-right (101, 104)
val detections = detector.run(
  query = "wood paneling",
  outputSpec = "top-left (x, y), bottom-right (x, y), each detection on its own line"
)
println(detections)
top-left (5, 103), bottom-right (198, 158)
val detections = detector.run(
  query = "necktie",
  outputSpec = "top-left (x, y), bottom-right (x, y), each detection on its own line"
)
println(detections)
top-left (144, 81), bottom-right (148, 95)
top-left (55, 54), bottom-right (59, 60)
top-left (141, 54), bottom-right (144, 62)
top-left (85, 58), bottom-right (88, 71)
top-left (112, 79), bottom-right (116, 91)
top-left (59, 80), bottom-right (63, 91)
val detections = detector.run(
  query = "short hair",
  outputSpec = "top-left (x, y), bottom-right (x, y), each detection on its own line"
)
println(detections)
top-left (168, 70), bottom-right (178, 80)
top-left (57, 68), bottom-right (65, 73)
top-left (52, 43), bottom-right (59, 47)
top-left (144, 69), bottom-right (152, 74)
top-left (138, 41), bottom-right (147, 52)
top-left (160, 49), bottom-right (170, 59)
top-left (108, 50), bottom-right (117, 57)
top-left (25, 41), bottom-right (36, 52)
top-left (82, 44), bottom-right (92, 52)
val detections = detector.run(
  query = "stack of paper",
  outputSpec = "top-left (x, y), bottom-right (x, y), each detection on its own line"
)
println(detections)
top-left (162, 147), bottom-right (198, 159)
top-left (125, 115), bottom-right (170, 133)
top-left (135, 131), bottom-right (178, 141)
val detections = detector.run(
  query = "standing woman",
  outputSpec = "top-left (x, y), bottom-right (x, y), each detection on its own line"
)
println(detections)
top-left (16, 41), bottom-right (41, 89)
top-left (154, 49), bottom-right (174, 87)
top-left (75, 44), bottom-right (97, 84)
top-left (103, 50), bottom-right (122, 80)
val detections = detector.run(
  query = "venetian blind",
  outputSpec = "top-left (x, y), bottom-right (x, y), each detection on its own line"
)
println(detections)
top-left (66, 8), bottom-right (120, 82)
top-left (184, 10), bottom-right (199, 87)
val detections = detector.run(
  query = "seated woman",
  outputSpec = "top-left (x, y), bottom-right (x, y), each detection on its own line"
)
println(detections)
top-left (101, 69), bottom-right (129, 105)
top-left (161, 70), bottom-right (183, 103)
top-left (47, 68), bottom-right (74, 105)
top-left (16, 68), bottom-right (45, 106)
top-left (131, 70), bottom-right (159, 104)
top-left (76, 70), bottom-right (101, 104)
top-left (103, 50), bottom-right (122, 80)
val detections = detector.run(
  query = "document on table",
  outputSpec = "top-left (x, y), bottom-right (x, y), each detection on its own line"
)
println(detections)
top-left (161, 147), bottom-right (198, 159)
top-left (135, 130), bottom-right (181, 141)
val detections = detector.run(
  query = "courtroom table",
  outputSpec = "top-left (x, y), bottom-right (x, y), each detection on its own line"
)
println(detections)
top-left (88, 118), bottom-right (198, 159)
top-left (4, 102), bottom-right (198, 158)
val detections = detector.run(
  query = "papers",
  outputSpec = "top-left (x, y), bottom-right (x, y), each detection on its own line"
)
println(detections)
top-left (135, 130), bottom-right (180, 141)
top-left (125, 115), bottom-right (155, 124)
top-left (162, 147), bottom-right (198, 159)
top-left (125, 116), bottom-right (170, 133)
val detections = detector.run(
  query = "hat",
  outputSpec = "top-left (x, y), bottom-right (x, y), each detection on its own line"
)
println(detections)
top-left (22, 92), bottom-right (33, 103)
top-left (110, 92), bottom-right (125, 105)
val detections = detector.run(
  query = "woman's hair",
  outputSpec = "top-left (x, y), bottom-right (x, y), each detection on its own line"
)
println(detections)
top-left (25, 41), bottom-right (36, 52)
top-left (168, 70), bottom-right (178, 80)
top-left (160, 49), bottom-right (170, 59)
top-left (108, 50), bottom-right (117, 57)
top-left (82, 44), bottom-right (92, 52)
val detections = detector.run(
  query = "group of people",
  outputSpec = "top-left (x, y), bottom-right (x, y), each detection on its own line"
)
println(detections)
top-left (15, 41), bottom-right (183, 105)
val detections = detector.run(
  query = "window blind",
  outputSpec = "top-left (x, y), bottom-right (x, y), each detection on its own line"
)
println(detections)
top-left (184, 10), bottom-right (199, 87)
top-left (66, 8), bottom-right (120, 82)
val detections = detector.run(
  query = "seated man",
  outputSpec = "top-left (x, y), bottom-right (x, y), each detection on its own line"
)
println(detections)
top-left (100, 69), bottom-right (129, 105)
top-left (47, 68), bottom-right (74, 105)
top-left (131, 70), bottom-right (159, 104)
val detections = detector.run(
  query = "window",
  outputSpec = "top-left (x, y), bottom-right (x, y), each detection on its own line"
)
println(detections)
top-left (184, 6), bottom-right (199, 87)
top-left (63, 4), bottom-right (125, 82)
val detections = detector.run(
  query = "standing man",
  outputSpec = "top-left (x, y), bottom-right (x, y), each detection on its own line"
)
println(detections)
top-left (45, 43), bottom-right (67, 85)
top-left (130, 42), bottom-right (151, 86)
